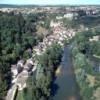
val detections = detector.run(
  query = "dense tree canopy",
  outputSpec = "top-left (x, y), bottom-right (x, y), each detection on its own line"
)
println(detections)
top-left (0, 11), bottom-right (40, 99)
top-left (71, 29), bottom-right (100, 100)
top-left (37, 43), bottom-right (62, 69)
top-left (24, 43), bottom-right (63, 100)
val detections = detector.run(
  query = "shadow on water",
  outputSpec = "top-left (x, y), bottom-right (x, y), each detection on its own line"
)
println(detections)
top-left (51, 82), bottom-right (59, 97)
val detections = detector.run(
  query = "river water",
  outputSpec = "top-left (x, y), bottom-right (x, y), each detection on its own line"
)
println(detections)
top-left (52, 45), bottom-right (81, 100)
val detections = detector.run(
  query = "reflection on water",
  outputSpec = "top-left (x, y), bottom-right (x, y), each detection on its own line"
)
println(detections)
top-left (55, 67), bottom-right (61, 76)
top-left (52, 45), bottom-right (81, 100)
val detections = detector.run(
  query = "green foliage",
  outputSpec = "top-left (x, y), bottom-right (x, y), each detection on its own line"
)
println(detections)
top-left (0, 77), bottom-right (7, 99)
top-left (24, 70), bottom-right (52, 100)
top-left (74, 53), bottom-right (87, 68)
top-left (0, 11), bottom-right (39, 98)
top-left (91, 41), bottom-right (100, 56)
top-left (24, 43), bottom-right (63, 100)
top-left (37, 43), bottom-right (62, 69)
top-left (72, 30), bottom-right (100, 100)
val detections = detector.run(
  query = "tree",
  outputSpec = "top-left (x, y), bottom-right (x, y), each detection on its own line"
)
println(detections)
top-left (0, 74), bottom-right (7, 100)
top-left (0, 11), bottom-right (39, 98)
top-left (37, 43), bottom-right (62, 70)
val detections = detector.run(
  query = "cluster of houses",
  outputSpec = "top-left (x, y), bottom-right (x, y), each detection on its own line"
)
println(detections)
top-left (56, 13), bottom-right (78, 20)
top-left (89, 35), bottom-right (100, 42)
top-left (34, 20), bottom-right (75, 56)
top-left (6, 57), bottom-right (35, 100)
top-left (11, 58), bottom-right (37, 90)
top-left (0, 6), bottom-right (100, 16)
top-left (7, 57), bottom-right (37, 100)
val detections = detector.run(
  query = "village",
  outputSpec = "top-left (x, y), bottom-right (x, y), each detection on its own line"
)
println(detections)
top-left (0, 6), bottom-right (100, 16)
top-left (0, 4), bottom-right (98, 100)
top-left (6, 16), bottom-right (76, 100)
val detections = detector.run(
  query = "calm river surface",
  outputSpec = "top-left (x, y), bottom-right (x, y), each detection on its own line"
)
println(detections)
top-left (52, 45), bottom-right (81, 100)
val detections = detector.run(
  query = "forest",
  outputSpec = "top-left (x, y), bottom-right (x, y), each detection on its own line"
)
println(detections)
top-left (0, 11), bottom-right (41, 99)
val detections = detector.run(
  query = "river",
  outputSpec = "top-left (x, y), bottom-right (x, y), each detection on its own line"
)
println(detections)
top-left (52, 45), bottom-right (81, 100)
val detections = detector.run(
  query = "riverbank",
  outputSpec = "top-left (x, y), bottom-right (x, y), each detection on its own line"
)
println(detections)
top-left (71, 31), bottom-right (100, 100)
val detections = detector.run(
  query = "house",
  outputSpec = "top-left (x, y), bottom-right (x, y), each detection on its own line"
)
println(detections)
top-left (11, 65), bottom-right (18, 78)
top-left (50, 20), bottom-right (62, 28)
top-left (17, 60), bottom-right (24, 73)
top-left (24, 58), bottom-right (34, 71)
top-left (17, 60), bottom-right (24, 68)
top-left (64, 13), bottom-right (74, 19)
top-left (27, 58), bottom-right (34, 65)
top-left (11, 60), bottom-right (25, 78)
top-left (64, 12), bottom-right (78, 20)
top-left (89, 36), bottom-right (100, 42)
top-left (56, 16), bottom-right (63, 20)
top-left (24, 63), bottom-right (33, 72)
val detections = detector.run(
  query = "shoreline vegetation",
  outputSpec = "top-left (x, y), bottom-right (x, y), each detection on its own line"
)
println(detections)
top-left (22, 43), bottom-right (63, 100)
top-left (71, 30), bottom-right (100, 100)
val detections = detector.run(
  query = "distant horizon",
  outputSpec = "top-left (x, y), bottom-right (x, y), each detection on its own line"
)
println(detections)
top-left (0, 0), bottom-right (100, 5)
top-left (0, 4), bottom-right (100, 6)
